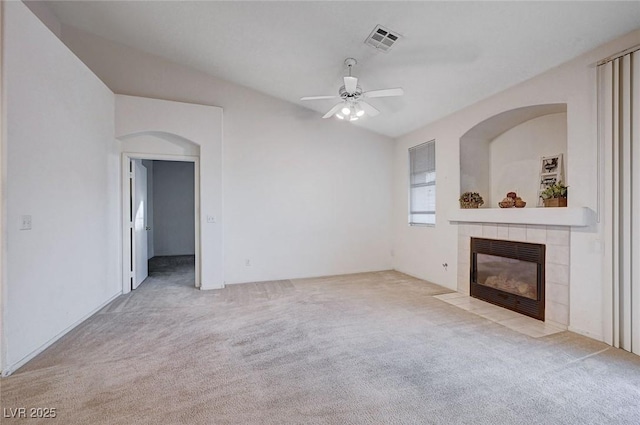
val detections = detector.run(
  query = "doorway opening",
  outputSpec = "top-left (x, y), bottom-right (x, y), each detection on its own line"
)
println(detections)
top-left (123, 154), bottom-right (200, 294)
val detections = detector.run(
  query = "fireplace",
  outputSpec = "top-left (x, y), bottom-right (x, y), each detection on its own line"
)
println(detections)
top-left (470, 238), bottom-right (545, 320)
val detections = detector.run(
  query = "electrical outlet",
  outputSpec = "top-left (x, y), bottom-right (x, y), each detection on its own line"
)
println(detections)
top-left (20, 215), bottom-right (32, 230)
top-left (207, 215), bottom-right (216, 223)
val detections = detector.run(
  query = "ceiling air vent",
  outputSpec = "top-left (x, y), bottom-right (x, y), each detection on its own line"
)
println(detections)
top-left (365, 25), bottom-right (401, 53)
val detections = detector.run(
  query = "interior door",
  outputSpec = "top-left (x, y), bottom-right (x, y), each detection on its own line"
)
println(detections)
top-left (133, 160), bottom-right (148, 289)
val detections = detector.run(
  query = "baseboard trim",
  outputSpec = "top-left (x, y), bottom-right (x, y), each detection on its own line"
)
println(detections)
top-left (225, 268), bottom-right (395, 286)
top-left (568, 325), bottom-right (604, 343)
top-left (1, 291), bottom-right (122, 377)
top-left (391, 268), bottom-right (456, 290)
top-left (199, 284), bottom-right (225, 290)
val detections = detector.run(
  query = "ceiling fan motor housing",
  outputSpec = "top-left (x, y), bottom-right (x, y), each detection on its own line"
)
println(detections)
top-left (339, 85), bottom-right (362, 99)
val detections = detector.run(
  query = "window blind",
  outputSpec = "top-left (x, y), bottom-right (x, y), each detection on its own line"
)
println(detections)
top-left (409, 141), bottom-right (436, 225)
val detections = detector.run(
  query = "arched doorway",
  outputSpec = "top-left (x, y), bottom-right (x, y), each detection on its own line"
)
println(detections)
top-left (120, 131), bottom-right (201, 292)
top-left (115, 95), bottom-right (225, 292)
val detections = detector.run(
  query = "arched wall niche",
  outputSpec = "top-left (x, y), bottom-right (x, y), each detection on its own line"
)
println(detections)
top-left (460, 103), bottom-right (567, 207)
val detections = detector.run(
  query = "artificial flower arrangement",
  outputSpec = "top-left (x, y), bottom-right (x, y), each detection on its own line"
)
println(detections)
top-left (459, 192), bottom-right (484, 209)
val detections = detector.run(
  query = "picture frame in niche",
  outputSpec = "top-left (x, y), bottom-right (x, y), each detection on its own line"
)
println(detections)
top-left (537, 154), bottom-right (564, 207)
top-left (541, 156), bottom-right (560, 173)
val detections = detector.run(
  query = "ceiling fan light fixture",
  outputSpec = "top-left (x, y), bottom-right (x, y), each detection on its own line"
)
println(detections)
top-left (301, 57), bottom-right (403, 121)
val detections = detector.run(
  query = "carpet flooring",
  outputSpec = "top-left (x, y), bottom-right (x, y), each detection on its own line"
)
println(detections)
top-left (1, 257), bottom-right (639, 424)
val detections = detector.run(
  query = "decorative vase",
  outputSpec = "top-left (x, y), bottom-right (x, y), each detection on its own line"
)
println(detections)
top-left (460, 201), bottom-right (480, 209)
top-left (543, 198), bottom-right (567, 208)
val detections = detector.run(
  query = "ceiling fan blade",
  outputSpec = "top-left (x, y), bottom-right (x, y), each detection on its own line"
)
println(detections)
top-left (344, 76), bottom-right (358, 94)
top-left (359, 101), bottom-right (380, 117)
top-left (301, 95), bottom-right (338, 101)
top-left (322, 102), bottom-right (345, 119)
top-left (362, 88), bottom-right (404, 98)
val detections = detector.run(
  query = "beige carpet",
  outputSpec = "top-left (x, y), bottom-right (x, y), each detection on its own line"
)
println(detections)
top-left (2, 257), bottom-right (639, 424)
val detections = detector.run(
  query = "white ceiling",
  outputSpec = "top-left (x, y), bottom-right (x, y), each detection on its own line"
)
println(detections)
top-left (44, 1), bottom-right (640, 138)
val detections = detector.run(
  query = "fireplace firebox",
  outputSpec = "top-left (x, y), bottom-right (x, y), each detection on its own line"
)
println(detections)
top-left (470, 238), bottom-right (545, 320)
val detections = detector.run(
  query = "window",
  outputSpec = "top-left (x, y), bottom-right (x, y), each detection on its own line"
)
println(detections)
top-left (409, 140), bottom-right (436, 225)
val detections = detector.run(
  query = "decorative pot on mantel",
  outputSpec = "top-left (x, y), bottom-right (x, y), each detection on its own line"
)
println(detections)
top-left (541, 182), bottom-right (568, 208)
top-left (460, 200), bottom-right (482, 209)
top-left (543, 198), bottom-right (567, 208)
top-left (459, 192), bottom-right (484, 209)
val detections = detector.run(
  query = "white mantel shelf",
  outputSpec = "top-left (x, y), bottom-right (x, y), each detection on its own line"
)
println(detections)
top-left (448, 207), bottom-right (594, 227)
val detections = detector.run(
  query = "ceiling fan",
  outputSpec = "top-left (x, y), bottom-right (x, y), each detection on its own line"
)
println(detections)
top-left (300, 58), bottom-right (404, 121)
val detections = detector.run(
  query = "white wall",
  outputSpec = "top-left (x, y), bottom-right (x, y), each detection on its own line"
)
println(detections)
top-left (489, 113), bottom-right (567, 207)
top-left (0, 2), bottom-right (6, 371)
top-left (62, 26), bottom-right (394, 285)
top-left (2, 2), bottom-right (119, 373)
top-left (460, 137), bottom-right (490, 204)
top-left (393, 28), bottom-right (640, 342)
top-left (23, 0), bottom-right (61, 38)
top-left (152, 161), bottom-right (195, 256)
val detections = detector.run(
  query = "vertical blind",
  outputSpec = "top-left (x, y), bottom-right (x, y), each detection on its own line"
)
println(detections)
top-left (409, 141), bottom-right (436, 225)
top-left (598, 48), bottom-right (639, 355)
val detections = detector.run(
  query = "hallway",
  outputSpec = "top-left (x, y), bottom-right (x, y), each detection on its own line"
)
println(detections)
top-left (146, 255), bottom-right (196, 288)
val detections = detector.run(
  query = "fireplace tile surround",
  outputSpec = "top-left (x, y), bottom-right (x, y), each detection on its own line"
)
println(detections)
top-left (457, 223), bottom-right (570, 328)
